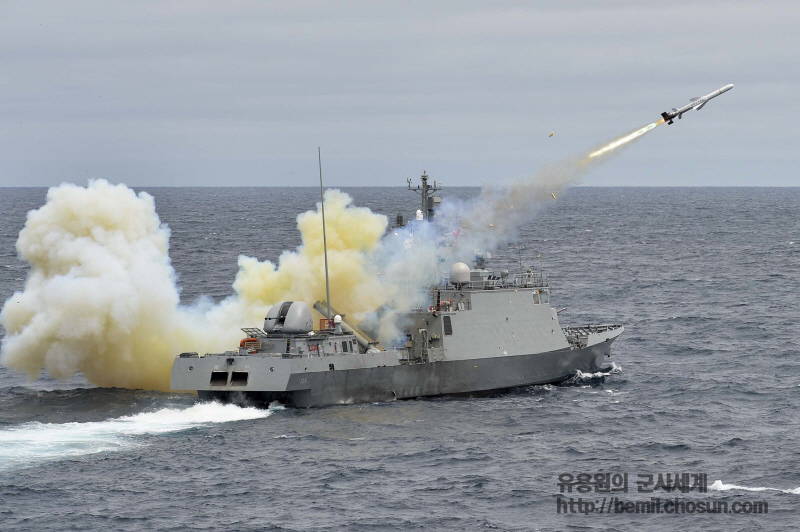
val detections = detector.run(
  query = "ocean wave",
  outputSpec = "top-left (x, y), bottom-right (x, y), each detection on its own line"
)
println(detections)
top-left (0, 401), bottom-right (268, 470)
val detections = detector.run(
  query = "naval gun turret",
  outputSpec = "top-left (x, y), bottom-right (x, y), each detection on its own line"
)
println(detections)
top-left (263, 301), bottom-right (313, 334)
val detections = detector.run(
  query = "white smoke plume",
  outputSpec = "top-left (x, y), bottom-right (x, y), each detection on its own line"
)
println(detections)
top-left (1, 180), bottom-right (389, 391)
top-left (1, 121), bottom-right (659, 391)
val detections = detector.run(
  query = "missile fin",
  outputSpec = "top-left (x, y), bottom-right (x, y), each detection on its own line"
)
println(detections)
top-left (690, 97), bottom-right (700, 102)
top-left (695, 101), bottom-right (708, 110)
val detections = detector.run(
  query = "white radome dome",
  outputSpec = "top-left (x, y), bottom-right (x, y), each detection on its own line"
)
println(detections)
top-left (449, 262), bottom-right (471, 286)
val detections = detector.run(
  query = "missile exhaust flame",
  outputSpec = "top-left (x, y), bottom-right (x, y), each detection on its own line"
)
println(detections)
top-left (587, 121), bottom-right (662, 160)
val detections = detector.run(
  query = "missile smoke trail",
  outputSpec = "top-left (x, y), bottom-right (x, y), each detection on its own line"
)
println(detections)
top-left (1, 120), bottom-right (661, 391)
top-left (391, 119), bottom-right (666, 284)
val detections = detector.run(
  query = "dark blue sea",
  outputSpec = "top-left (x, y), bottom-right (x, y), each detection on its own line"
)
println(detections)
top-left (1, 186), bottom-right (798, 531)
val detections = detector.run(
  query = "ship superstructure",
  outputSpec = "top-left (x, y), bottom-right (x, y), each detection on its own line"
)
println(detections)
top-left (170, 175), bottom-right (624, 407)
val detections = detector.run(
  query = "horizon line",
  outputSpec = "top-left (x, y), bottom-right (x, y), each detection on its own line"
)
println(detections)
top-left (1, 184), bottom-right (799, 189)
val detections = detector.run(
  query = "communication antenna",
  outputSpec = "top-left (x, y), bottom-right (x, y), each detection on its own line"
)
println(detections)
top-left (318, 147), bottom-right (331, 321)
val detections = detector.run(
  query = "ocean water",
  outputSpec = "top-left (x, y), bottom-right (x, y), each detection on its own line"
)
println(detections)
top-left (1, 186), bottom-right (798, 531)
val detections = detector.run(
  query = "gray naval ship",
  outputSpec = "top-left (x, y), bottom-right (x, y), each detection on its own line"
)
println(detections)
top-left (171, 175), bottom-right (624, 408)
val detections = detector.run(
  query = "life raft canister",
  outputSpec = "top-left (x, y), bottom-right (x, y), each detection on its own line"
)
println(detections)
top-left (240, 337), bottom-right (259, 348)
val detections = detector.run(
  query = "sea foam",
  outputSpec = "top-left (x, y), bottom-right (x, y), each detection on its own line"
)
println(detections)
top-left (710, 480), bottom-right (800, 495)
top-left (572, 362), bottom-right (623, 381)
top-left (0, 401), bottom-right (268, 470)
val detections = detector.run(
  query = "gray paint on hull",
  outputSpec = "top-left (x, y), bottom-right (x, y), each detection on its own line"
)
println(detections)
top-left (195, 340), bottom-right (614, 408)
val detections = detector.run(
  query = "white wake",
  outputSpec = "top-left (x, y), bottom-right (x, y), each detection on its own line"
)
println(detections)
top-left (710, 480), bottom-right (800, 495)
top-left (0, 402), bottom-right (268, 470)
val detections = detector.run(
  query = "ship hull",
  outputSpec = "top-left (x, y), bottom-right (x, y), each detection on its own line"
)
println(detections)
top-left (192, 340), bottom-right (615, 408)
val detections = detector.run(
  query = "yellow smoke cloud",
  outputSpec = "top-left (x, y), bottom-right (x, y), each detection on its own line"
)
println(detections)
top-left (233, 189), bottom-right (388, 322)
top-left (0, 181), bottom-right (389, 391)
top-left (1, 181), bottom-right (186, 390)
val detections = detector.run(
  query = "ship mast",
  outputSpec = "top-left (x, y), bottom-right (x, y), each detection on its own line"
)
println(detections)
top-left (318, 147), bottom-right (331, 321)
top-left (407, 171), bottom-right (442, 221)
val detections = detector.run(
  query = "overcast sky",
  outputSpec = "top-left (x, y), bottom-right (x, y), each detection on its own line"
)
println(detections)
top-left (1, 1), bottom-right (797, 187)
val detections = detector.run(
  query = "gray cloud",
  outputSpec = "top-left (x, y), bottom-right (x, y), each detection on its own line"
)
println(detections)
top-left (1, 1), bottom-right (796, 186)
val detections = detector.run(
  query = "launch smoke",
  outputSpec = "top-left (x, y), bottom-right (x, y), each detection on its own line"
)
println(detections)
top-left (1, 121), bottom-right (660, 391)
top-left (0, 181), bottom-right (389, 391)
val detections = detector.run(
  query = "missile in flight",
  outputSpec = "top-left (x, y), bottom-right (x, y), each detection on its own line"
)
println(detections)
top-left (661, 84), bottom-right (733, 124)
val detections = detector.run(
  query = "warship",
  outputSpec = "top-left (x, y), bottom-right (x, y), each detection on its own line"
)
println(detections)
top-left (170, 174), bottom-right (624, 407)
